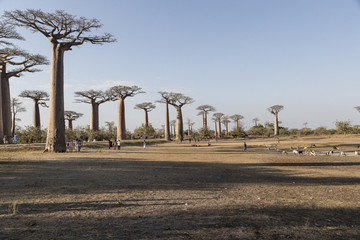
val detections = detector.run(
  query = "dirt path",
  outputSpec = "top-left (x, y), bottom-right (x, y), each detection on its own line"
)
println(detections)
top-left (0, 140), bottom-right (359, 239)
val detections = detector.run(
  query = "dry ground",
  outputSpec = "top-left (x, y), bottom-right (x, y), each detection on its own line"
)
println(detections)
top-left (0, 137), bottom-right (360, 239)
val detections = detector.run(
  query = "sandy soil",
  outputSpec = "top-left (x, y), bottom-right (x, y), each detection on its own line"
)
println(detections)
top-left (0, 137), bottom-right (359, 239)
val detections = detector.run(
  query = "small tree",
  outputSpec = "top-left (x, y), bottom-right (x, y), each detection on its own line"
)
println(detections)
top-left (19, 90), bottom-right (49, 128)
top-left (74, 89), bottom-right (112, 131)
top-left (196, 105), bottom-right (215, 130)
top-left (222, 116), bottom-right (230, 135)
top-left (213, 113), bottom-right (224, 138)
top-left (134, 102), bottom-right (156, 127)
top-left (267, 105), bottom-right (284, 136)
top-left (11, 98), bottom-right (26, 136)
top-left (230, 114), bottom-right (244, 131)
top-left (64, 111), bottom-right (83, 130)
top-left (252, 117), bottom-right (259, 126)
top-left (110, 85), bottom-right (144, 140)
top-left (168, 93), bottom-right (194, 141)
top-left (157, 91), bottom-right (172, 141)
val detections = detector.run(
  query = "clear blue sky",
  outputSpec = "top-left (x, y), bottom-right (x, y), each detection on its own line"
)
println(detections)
top-left (2, 0), bottom-right (360, 131)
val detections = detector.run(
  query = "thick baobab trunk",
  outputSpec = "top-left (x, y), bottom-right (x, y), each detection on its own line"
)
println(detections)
top-left (0, 66), bottom-right (4, 143)
top-left (67, 119), bottom-right (73, 130)
top-left (90, 102), bottom-right (99, 131)
top-left (117, 98), bottom-right (126, 140)
top-left (164, 102), bottom-right (170, 141)
top-left (144, 110), bottom-right (149, 127)
top-left (2, 75), bottom-right (12, 138)
top-left (224, 123), bottom-right (228, 135)
top-left (175, 106), bottom-right (183, 141)
top-left (274, 114), bottom-right (279, 136)
top-left (33, 99), bottom-right (41, 128)
top-left (217, 120), bottom-right (222, 138)
top-left (235, 120), bottom-right (239, 131)
top-left (214, 121), bottom-right (217, 137)
top-left (203, 112), bottom-right (207, 129)
top-left (45, 44), bottom-right (66, 152)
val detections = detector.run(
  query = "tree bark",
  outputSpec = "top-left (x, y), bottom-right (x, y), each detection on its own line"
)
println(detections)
top-left (274, 114), bottom-right (279, 136)
top-left (175, 106), bottom-right (183, 141)
top-left (90, 102), bottom-right (99, 131)
top-left (235, 120), bottom-right (239, 131)
top-left (33, 99), bottom-right (41, 128)
top-left (217, 120), bottom-right (222, 138)
top-left (164, 102), bottom-right (170, 141)
top-left (0, 65), bottom-right (4, 143)
top-left (117, 98), bottom-right (126, 140)
top-left (144, 110), bottom-right (148, 127)
top-left (1, 74), bottom-right (12, 138)
top-left (67, 119), bottom-right (73, 130)
top-left (45, 43), bottom-right (66, 152)
top-left (203, 112), bottom-right (208, 129)
top-left (214, 121), bottom-right (217, 137)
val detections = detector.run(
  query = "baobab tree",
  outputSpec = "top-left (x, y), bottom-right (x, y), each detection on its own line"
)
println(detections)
top-left (105, 121), bottom-right (115, 139)
top-left (170, 120), bottom-right (176, 137)
top-left (230, 114), bottom-right (244, 131)
top-left (196, 105), bottom-right (215, 130)
top-left (4, 9), bottom-right (116, 152)
top-left (267, 105), bottom-right (284, 136)
top-left (134, 102), bottom-right (156, 127)
top-left (110, 85), bottom-right (144, 140)
top-left (213, 112), bottom-right (224, 138)
top-left (186, 118), bottom-right (195, 136)
top-left (1, 48), bottom-right (48, 139)
top-left (168, 93), bottom-right (194, 141)
top-left (19, 90), bottom-right (49, 128)
top-left (64, 111), bottom-right (83, 130)
top-left (157, 91), bottom-right (172, 141)
top-left (222, 116), bottom-right (230, 135)
top-left (212, 116), bottom-right (218, 137)
top-left (74, 89), bottom-right (112, 131)
top-left (0, 22), bottom-right (24, 143)
top-left (252, 117), bottom-right (259, 126)
top-left (11, 97), bottom-right (25, 136)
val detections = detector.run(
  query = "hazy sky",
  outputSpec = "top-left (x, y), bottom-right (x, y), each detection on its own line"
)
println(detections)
top-left (2, 0), bottom-right (360, 131)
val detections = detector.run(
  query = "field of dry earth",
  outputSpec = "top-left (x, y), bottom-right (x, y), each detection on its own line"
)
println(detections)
top-left (0, 137), bottom-right (359, 239)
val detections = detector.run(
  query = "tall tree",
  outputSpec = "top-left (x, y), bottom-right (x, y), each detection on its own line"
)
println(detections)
top-left (10, 97), bottom-right (25, 136)
top-left (196, 104), bottom-right (215, 130)
top-left (170, 120), bottom-right (176, 137)
top-left (213, 112), bottom-right (224, 138)
top-left (168, 93), bottom-right (194, 142)
top-left (134, 102), bottom-right (156, 127)
top-left (64, 111), bottom-right (83, 130)
top-left (157, 91), bottom-right (172, 141)
top-left (222, 115), bottom-right (230, 135)
top-left (19, 90), bottom-right (48, 128)
top-left (110, 85), bottom-right (144, 140)
top-left (4, 9), bottom-right (116, 152)
top-left (267, 105), bottom-right (284, 136)
top-left (74, 89), bottom-right (112, 131)
top-left (0, 22), bottom-right (24, 142)
top-left (0, 48), bottom-right (48, 138)
top-left (252, 117), bottom-right (259, 126)
top-left (186, 118), bottom-right (195, 136)
top-left (212, 116), bottom-right (218, 137)
top-left (230, 114), bottom-right (244, 131)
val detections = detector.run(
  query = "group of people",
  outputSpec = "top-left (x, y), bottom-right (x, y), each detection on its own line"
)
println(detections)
top-left (67, 139), bottom-right (82, 152)
top-left (108, 139), bottom-right (121, 150)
